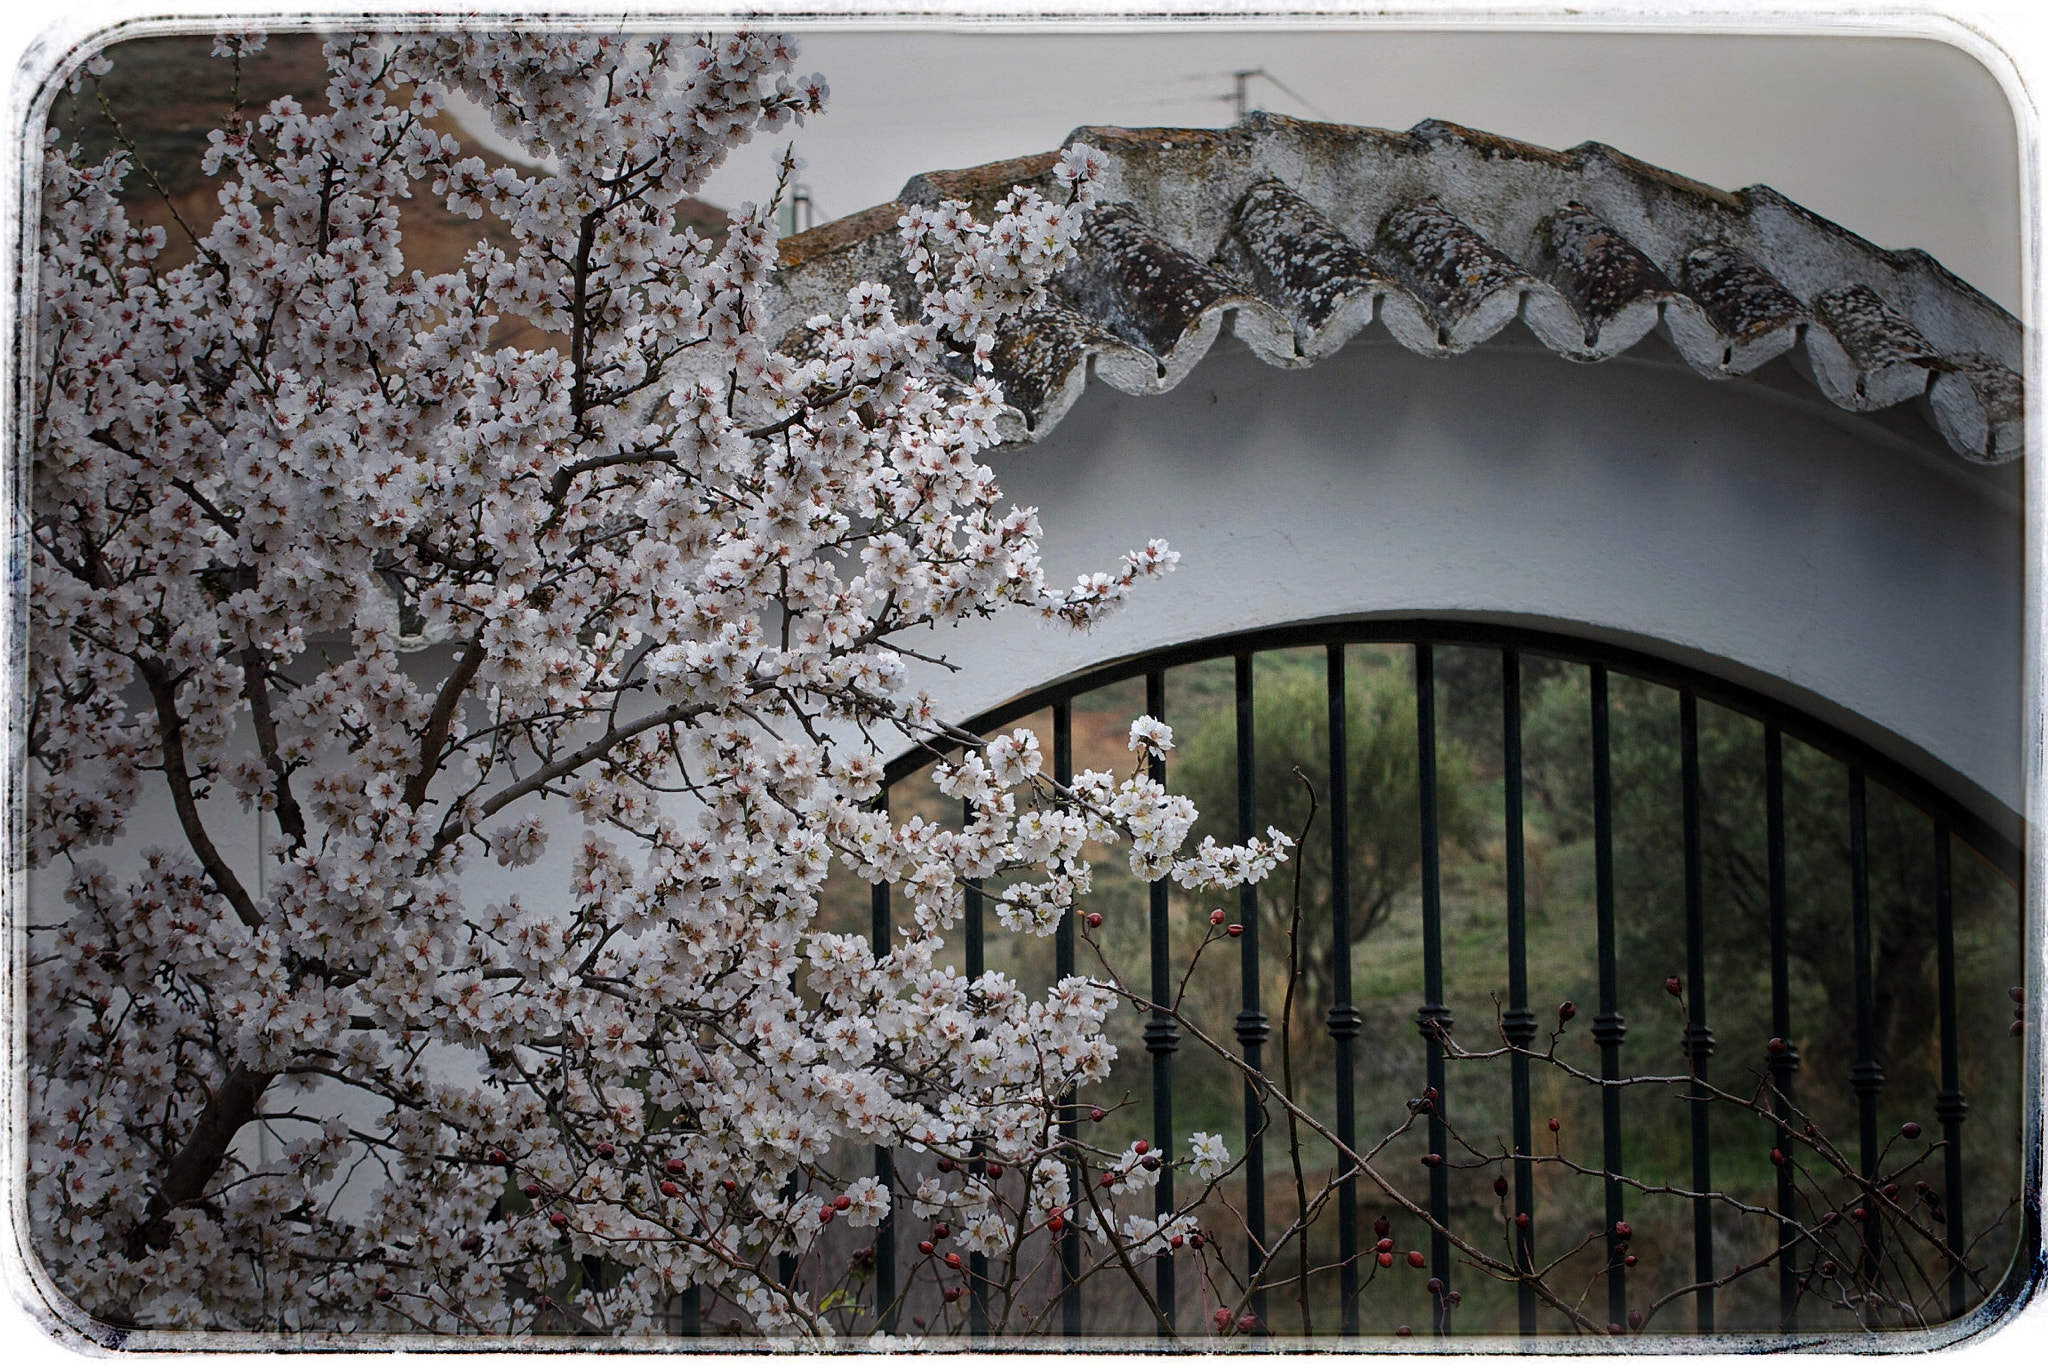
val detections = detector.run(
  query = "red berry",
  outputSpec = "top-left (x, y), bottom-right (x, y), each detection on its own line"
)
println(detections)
top-left (1089, 1107), bottom-right (1107, 1122)
top-left (1226, 924), bottom-right (1244, 937)
top-left (460, 1233), bottom-right (483, 1253)
top-left (1377, 1251), bottom-right (1394, 1267)
top-left (1376, 1237), bottom-right (1393, 1252)
top-left (1085, 912), bottom-right (1103, 929)
top-left (919, 1240), bottom-right (935, 1256)
top-left (1395, 1325), bottom-right (1412, 1337)
top-left (1901, 1122), bottom-right (1922, 1139)
top-left (834, 1195), bottom-right (851, 1211)
top-left (1625, 1254), bottom-right (1638, 1267)
top-left (1373, 1215), bottom-right (1391, 1236)
top-left (913, 1316), bottom-right (925, 1330)
top-left (1210, 909), bottom-right (1227, 926)
top-left (1609, 1323), bottom-right (1625, 1335)
top-left (1768, 1037), bottom-right (1789, 1055)
top-left (1426, 1277), bottom-right (1444, 1294)
top-left (1407, 1250), bottom-right (1427, 1268)
top-left (1212, 1308), bottom-right (1233, 1331)
top-left (1421, 1153), bottom-right (1442, 1168)
top-left (1771, 1148), bottom-right (1787, 1165)
top-left (488, 1149), bottom-right (508, 1165)
top-left (1515, 1212), bottom-right (1531, 1228)
top-left (931, 1222), bottom-right (949, 1238)
top-left (1049, 1214), bottom-right (1064, 1232)
top-left (1558, 1000), bottom-right (1576, 1022)
top-left (1141, 1154), bottom-right (1160, 1170)
top-left (549, 1211), bottom-right (568, 1228)
top-left (594, 1142), bottom-right (615, 1158)
top-left (1447, 1291), bottom-right (1462, 1306)
top-left (374, 1286), bottom-right (393, 1302)
top-left (1493, 1176), bottom-right (1509, 1196)
top-left (986, 1163), bottom-right (1004, 1179)
top-left (723, 1179), bottom-right (736, 1192)
top-left (936, 1157), bottom-right (955, 1173)
top-left (819, 1207), bottom-right (835, 1223)
top-left (944, 1252), bottom-right (963, 1269)
top-left (1134, 1140), bottom-right (1149, 1155)
top-left (1188, 1231), bottom-right (1202, 1248)
top-left (1100, 1171), bottom-right (1116, 1187)
top-left (660, 1180), bottom-right (679, 1197)
top-left (1665, 975), bottom-right (1683, 996)
top-left (944, 1287), bottom-right (961, 1303)
top-left (1548, 1118), bottom-right (1561, 1132)
top-left (522, 1182), bottom-right (542, 1198)
top-left (1170, 1234), bottom-right (1184, 1248)
top-left (1237, 1314), bottom-right (1259, 1333)
top-left (1614, 1221), bottom-right (1631, 1239)
top-left (666, 1157), bottom-right (686, 1174)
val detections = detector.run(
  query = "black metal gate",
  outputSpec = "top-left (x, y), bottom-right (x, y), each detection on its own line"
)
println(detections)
top-left (845, 618), bottom-right (2030, 1342)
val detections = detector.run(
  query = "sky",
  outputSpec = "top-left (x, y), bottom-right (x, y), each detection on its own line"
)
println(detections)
top-left (445, 27), bottom-right (2024, 313)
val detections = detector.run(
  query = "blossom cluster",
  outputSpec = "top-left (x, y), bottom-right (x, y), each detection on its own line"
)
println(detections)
top-left (26, 30), bottom-right (1281, 1338)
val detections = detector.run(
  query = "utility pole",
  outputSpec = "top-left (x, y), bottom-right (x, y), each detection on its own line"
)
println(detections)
top-left (1231, 68), bottom-right (1263, 121)
top-left (1221, 67), bottom-right (1331, 124)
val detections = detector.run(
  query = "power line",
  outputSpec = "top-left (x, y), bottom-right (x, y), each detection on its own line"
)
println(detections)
top-left (1222, 68), bottom-right (1335, 123)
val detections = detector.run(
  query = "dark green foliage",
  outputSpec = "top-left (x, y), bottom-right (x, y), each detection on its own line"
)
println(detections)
top-left (1173, 651), bottom-right (1479, 1021)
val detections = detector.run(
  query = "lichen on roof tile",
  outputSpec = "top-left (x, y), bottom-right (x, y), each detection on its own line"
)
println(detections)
top-left (1813, 284), bottom-right (1942, 372)
top-left (984, 305), bottom-right (1122, 426)
top-left (1057, 203), bottom-right (1252, 360)
top-left (1224, 180), bottom-right (1388, 334)
top-left (763, 115), bottom-right (2021, 463)
top-left (1543, 203), bottom-right (1678, 329)
top-left (1377, 198), bottom-right (1532, 323)
top-left (1682, 245), bottom-right (1808, 341)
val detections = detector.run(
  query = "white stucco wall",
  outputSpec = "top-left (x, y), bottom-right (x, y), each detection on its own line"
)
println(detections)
top-left (903, 329), bottom-right (2024, 838)
top-left (30, 324), bottom-right (2024, 911)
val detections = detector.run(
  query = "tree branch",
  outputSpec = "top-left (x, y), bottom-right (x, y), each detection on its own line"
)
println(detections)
top-left (140, 660), bottom-right (263, 929)
top-left (239, 646), bottom-right (306, 852)
top-left (403, 640), bottom-right (484, 811)
top-left (124, 1065), bottom-right (273, 1258)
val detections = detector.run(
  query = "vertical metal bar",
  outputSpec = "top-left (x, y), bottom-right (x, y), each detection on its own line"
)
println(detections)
top-left (1765, 725), bottom-right (1800, 1331)
top-left (871, 789), bottom-right (898, 1333)
top-left (677, 1285), bottom-right (700, 1337)
top-left (1590, 665), bottom-right (1629, 1333)
top-left (1234, 654), bottom-right (1271, 1325)
top-left (1501, 650), bottom-right (1538, 1336)
top-left (1933, 824), bottom-right (1968, 1318)
top-left (1326, 645), bottom-right (1363, 1335)
top-left (963, 797), bottom-right (989, 1339)
top-left (1680, 692), bottom-right (1716, 1332)
top-left (1054, 701), bottom-right (1082, 1338)
top-left (779, 1173), bottom-right (799, 1288)
top-left (1848, 770), bottom-right (1885, 1292)
top-left (1415, 644), bottom-right (1453, 1335)
top-left (1144, 670), bottom-right (1179, 1335)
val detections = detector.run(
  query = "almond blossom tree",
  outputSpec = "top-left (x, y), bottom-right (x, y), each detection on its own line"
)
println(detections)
top-left (24, 29), bottom-right (1291, 1338)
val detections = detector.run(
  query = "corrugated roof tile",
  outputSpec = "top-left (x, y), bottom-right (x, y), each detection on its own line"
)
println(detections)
top-left (764, 116), bottom-right (2021, 462)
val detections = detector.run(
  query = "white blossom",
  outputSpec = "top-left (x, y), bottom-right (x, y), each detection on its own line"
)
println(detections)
top-left (24, 26), bottom-right (1287, 1341)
